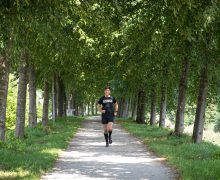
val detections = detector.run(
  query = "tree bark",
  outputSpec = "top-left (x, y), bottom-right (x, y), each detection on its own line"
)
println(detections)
top-left (95, 103), bottom-right (98, 115)
top-left (73, 97), bottom-right (77, 115)
top-left (75, 103), bottom-right (79, 116)
top-left (28, 64), bottom-right (37, 128)
top-left (91, 100), bottom-right (95, 115)
top-left (174, 57), bottom-right (190, 136)
top-left (159, 80), bottom-right (167, 128)
top-left (63, 86), bottom-right (67, 117)
top-left (52, 75), bottom-right (57, 120)
top-left (87, 102), bottom-right (90, 116)
top-left (57, 76), bottom-right (64, 117)
top-left (150, 87), bottom-right (157, 125)
top-left (128, 98), bottom-right (133, 118)
top-left (131, 97), bottom-right (137, 120)
top-left (140, 90), bottom-right (146, 123)
top-left (123, 98), bottom-right (129, 118)
top-left (192, 64), bottom-right (209, 143)
top-left (136, 90), bottom-right (146, 124)
top-left (81, 104), bottom-right (84, 116)
top-left (42, 80), bottom-right (49, 126)
top-left (120, 97), bottom-right (126, 118)
top-left (0, 55), bottom-right (10, 141)
top-left (15, 52), bottom-right (28, 138)
top-left (118, 97), bottom-right (124, 118)
top-left (136, 91), bottom-right (141, 123)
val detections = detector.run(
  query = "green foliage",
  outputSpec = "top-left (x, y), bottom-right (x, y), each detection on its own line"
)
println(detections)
top-left (119, 119), bottom-right (220, 179)
top-left (6, 75), bottom-right (44, 129)
top-left (214, 119), bottom-right (220, 132)
top-left (0, 117), bottom-right (83, 179)
top-left (36, 90), bottom-right (43, 120)
top-left (6, 75), bottom-right (17, 129)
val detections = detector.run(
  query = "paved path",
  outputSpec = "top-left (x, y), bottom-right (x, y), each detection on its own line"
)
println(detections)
top-left (41, 116), bottom-right (176, 180)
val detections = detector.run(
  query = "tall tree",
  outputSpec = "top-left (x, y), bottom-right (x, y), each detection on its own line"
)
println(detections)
top-left (131, 98), bottom-right (137, 120)
top-left (136, 90), bottom-right (146, 124)
top-left (159, 80), bottom-right (167, 128)
top-left (0, 51), bottom-right (10, 141)
top-left (192, 64), bottom-right (209, 143)
top-left (52, 74), bottom-right (57, 120)
top-left (28, 64), bottom-right (37, 128)
top-left (57, 76), bottom-right (64, 117)
top-left (150, 86), bottom-right (157, 125)
top-left (174, 57), bottom-right (190, 135)
top-left (15, 51), bottom-right (28, 138)
top-left (42, 80), bottom-right (49, 126)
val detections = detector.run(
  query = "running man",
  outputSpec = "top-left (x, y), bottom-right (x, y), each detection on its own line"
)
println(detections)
top-left (97, 86), bottom-right (118, 147)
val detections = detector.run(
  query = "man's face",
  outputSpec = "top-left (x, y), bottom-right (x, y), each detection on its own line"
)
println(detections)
top-left (104, 89), bottom-right (110, 96)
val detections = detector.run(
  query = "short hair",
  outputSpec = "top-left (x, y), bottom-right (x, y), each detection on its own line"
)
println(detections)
top-left (104, 86), bottom-right (111, 90)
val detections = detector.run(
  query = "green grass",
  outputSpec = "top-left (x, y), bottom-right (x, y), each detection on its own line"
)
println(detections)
top-left (0, 117), bottom-right (83, 180)
top-left (118, 119), bottom-right (220, 180)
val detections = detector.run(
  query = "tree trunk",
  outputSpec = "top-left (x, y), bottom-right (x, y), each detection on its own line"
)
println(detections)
top-left (74, 101), bottom-right (77, 115)
top-left (91, 100), bottom-right (95, 115)
top-left (127, 98), bottom-right (131, 118)
top-left (15, 52), bottom-right (28, 138)
top-left (0, 55), bottom-right (10, 141)
top-left (123, 98), bottom-right (129, 118)
top-left (150, 87), bottom-right (157, 125)
top-left (75, 103), bottom-right (79, 116)
top-left (52, 75), bottom-right (57, 120)
top-left (174, 57), bottom-right (190, 136)
top-left (136, 91), bottom-right (141, 123)
top-left (192, 65), bottom-right (209, 143)
top-left (128, 98), bottom-right (133, 118)
top-left (42, 80), bottom-right (49, 126)
top-left (159, 80), bottom-right (167, 128)
top-left (63, 87), bottom-right (67, 117)
top-left (57, 76), bottom-right (64, 117)
top-left (117, 98), bottom-right (121, 117)
top-left (81, 104), bottom-right (84, 116)
top-left (140, 90), bottom-right (146, 123)
top-left (136, 90), bottom-right (146, 124)
top-left (70, 93), bottom-right (74, 109)
top-left (118, 98), bottom-right (123, 118)
top-left (95, 101), bottom-right (98, 115)
top-left (28, 64), bottom-right (37, 128)
top-left (131, 97), bottom-right (137, 120)
top-left (73, 98), bottom-right (77, 115)
top-left (63, 93), bottom-right (67, 117)
top-left (120, 97), bottom-right (127, 118)
top-left (87, 102), bottom-right (90, 116)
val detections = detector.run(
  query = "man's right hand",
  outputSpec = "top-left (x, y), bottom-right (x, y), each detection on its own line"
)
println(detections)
top-left (101, 110), bottom-right (106, 113)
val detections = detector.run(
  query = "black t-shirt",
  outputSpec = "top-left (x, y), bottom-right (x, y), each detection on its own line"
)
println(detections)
top-left (98, 96), bottom-right (117, 114)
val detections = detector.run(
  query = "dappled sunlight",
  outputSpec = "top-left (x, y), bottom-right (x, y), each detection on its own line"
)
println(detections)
top-left (41, 148), bottom-right (63, 154)
top-left (60, 153), bottom-right (164, 164)
top-left (0, 169), bottom-right (30, 179)
top-left (41, 119), bottom-right (174, 180)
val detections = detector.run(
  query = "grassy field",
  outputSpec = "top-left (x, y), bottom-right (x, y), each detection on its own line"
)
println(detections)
top-left (118, 119), bottom-right (220, 180)
top-left (0, 117), bottom-right (83, 180)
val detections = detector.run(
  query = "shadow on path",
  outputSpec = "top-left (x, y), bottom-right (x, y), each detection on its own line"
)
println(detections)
top-left (41, 116), bottom-right (176, 180)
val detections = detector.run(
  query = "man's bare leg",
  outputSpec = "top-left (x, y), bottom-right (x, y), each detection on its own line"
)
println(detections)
top-left (103, 124), bottom-right (109, 147)
top-left (107, 122), bottom-right (113, 144)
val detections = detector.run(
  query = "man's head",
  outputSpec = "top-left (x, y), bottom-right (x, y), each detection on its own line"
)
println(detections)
top-left (104, 86), bottom-right (111, 96)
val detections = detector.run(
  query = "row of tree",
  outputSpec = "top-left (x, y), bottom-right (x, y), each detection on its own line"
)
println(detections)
top-left (0, 0), bottom-right (219, 144)
top-left (77, 0), bottom-right (220, 143)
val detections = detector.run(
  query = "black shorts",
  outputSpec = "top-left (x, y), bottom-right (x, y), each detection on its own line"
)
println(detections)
top-left (101, 113), bottom-right (115, 124)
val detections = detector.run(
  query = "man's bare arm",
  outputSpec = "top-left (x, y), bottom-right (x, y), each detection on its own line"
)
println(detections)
top-left (114, 102), bottom-right (118, 112)
top-left (97, 103), bottom-right (105, 113)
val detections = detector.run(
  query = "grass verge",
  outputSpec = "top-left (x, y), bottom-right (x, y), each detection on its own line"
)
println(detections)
top-left (118, 119), bottom-right (220, 180)
top-left (0, 117), bottom-right (83, 180)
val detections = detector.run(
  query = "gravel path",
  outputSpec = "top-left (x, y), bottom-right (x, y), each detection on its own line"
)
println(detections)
top-left (41, 116), bottom-right (176, 180)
